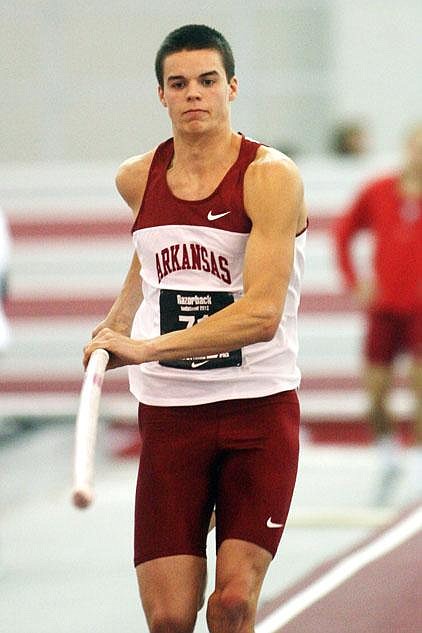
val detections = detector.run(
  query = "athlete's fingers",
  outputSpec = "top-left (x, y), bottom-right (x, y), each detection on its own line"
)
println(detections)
top-left (91, 320), bottom-right (107, 338)
top-left (83, 328), bottom-right (135, 370)
top-left (83, 330), bottom-right (112, 368)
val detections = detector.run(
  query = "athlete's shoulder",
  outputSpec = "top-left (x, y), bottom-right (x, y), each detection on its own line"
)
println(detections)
top-left (244, 144), bottom-right (304, 227)
top-left (115, 149), bottom-right (156, 214)
top-left (245, 144), bottom-right (303, 193)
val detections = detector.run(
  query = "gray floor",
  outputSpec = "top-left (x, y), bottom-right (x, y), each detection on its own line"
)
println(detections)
top-left (0, 422), bottom-right (416, 633)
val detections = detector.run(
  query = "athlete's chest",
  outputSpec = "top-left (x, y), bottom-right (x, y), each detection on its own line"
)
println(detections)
top-left (139, 171), bottom-right (251, 235)
top-left (166, 168), bottom-right (230, 201)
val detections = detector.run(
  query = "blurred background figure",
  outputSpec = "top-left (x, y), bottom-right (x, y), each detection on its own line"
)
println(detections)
top-left (0, 204), bottom-right (11, 354)
top-left (329, 120), bottom-right (369, 157)
top-left (334, 123), bottom-right (422, 505)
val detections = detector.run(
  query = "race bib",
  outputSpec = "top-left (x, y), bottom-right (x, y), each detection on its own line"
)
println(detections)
top-left (159, 289), bottom-right (242, 370)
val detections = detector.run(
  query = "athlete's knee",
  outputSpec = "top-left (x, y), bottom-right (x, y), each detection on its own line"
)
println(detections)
top-left (207, 584), bottom-right (253, 633)
top-left (147, 609), bottom-right (196, 633)
top-left (218, 584), bottom-right (251, 618)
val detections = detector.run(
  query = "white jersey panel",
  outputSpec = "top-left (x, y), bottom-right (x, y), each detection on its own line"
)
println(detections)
top-left (132, 224), bottom-right (248, 292)
top-left (128, 227), bottom-right (306, 406)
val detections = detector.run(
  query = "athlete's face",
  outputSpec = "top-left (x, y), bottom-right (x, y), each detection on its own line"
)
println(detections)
top-left (158, 49), bottom-right (238, 134)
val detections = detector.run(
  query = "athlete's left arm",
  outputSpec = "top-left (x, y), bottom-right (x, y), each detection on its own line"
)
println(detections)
top-left (83, 150), bottom-right (304, 368)
top-left (241, 150), bottom-right (305, 336)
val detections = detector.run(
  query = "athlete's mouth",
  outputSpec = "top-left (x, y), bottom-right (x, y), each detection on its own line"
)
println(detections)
top-left (184, 109), bottom-right (207, 114)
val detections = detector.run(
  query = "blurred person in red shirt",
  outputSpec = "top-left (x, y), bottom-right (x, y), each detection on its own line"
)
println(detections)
top-left (334, 123), bottom-right (422, 504)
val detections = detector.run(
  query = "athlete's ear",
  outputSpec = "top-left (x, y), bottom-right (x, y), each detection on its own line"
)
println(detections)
top-left (158, 85), bottom-right (167, 107)
top-left (228, 76), bottom-right (238, 102)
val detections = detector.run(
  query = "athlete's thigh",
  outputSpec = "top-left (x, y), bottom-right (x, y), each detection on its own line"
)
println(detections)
top-left (134, 403), bottom-right (216, 566)
top-left (216, 390), bottom-right (300, 558)
top-left (137, 555), bottom-right (207, 629)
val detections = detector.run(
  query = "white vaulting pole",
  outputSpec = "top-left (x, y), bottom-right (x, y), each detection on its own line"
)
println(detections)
top-left (72, 348), bottom-right (109, 509)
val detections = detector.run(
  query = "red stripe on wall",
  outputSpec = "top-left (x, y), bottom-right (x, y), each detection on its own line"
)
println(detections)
top-left (10, 218), bottom-right (132, 240)
top-left (5, 292), bottom-right (357, 318)
top-left (9, 214), bottom-right (334, 240)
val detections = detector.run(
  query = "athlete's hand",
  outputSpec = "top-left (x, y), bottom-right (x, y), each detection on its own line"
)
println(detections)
top-left (91, 318), bottom-right (131, 339)
top-left (83, 328), bottom-right (146, 370)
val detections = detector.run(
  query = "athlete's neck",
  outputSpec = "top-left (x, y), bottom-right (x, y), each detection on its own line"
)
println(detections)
top-left (171, 128), bottom-right (241, 177)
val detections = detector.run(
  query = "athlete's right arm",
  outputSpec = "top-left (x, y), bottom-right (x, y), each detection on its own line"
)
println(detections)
top-left (91, 151), bottom-right (155, 338)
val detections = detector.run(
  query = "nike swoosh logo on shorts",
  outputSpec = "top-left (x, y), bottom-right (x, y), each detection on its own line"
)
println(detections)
top-left (207, 210), bottom-right (231, 221)
top-left (267, 517), bottom-right (283, 528)
top-left (191, 360), bottom-right (209, 368)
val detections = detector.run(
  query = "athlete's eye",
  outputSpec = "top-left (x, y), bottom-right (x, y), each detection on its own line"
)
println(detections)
top-left (170, 81), bottom-right (185, 89)
top-left (201, 78), bottom-right (215, 87)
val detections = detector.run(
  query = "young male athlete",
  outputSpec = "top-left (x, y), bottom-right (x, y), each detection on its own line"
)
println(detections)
top-left (334, 124), bottom-right (422, 505)
top-left (84, 24), bottom-right (307, 633)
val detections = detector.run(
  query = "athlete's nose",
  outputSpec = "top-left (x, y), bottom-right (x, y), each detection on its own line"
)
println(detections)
top-left (186, 81), bottom-right (202, 101)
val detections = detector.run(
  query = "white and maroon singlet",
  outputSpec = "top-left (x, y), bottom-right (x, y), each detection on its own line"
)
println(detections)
top-left (128, 135), bottom-right (306, 405)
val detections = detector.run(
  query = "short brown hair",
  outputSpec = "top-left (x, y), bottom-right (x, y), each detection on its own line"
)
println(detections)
top-left (155, 24), bottom-right (235, 88)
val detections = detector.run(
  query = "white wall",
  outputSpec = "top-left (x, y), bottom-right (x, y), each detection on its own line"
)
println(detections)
top-left (1, 0), bottom-right (421, 162)
top-left (331, 0), bottom-right (422, 153)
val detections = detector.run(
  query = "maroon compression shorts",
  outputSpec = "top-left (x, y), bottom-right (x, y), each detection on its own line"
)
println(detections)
top-left (134, 390), bottom-right (300, 566)
top-left (365, 309), bottom-right (422, 365)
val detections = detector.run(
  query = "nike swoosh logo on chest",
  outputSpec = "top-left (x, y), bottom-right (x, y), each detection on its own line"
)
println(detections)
top-left (207, 210), bottom-right (231, 221)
